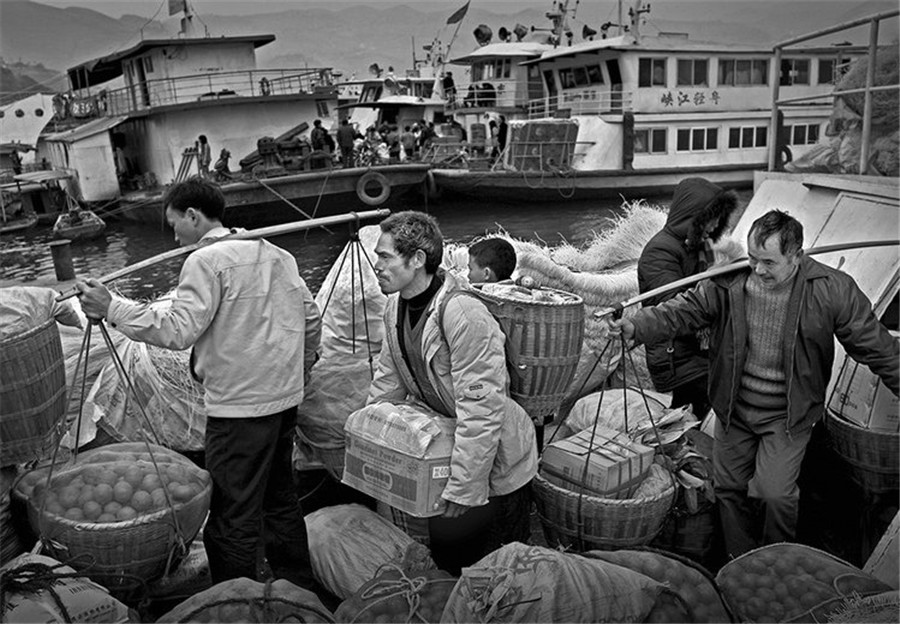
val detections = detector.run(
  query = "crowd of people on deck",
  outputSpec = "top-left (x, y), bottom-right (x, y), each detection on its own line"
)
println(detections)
top-left (74, 175), bottom-right (898, 603)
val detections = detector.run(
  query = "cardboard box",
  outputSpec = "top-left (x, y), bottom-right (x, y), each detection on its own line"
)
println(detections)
top-left (540, 426), bottom-right (654, 499)
top-left (829, 339), bottom-right (900, 432)
top-left (343, 402), bottom-right (455, 518)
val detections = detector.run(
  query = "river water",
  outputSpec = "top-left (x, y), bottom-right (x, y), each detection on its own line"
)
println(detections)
top-left (1, 195), bottom-right (658, 299)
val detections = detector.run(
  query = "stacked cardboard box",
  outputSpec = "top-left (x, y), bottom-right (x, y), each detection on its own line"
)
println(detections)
top-left (540, 425), bottom-right (655, 499)
top-left (343, 402), bottom-right (455, 517)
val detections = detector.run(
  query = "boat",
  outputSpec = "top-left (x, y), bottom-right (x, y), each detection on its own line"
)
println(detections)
top-left (35, 0), bottom-right (429, 227)
top-left (0, 190), bottom-right (40, 234)
top-left (7, 170), bottom-right (75, 225)
top-left (429, 0), bottom-right (869, 202)
top-left (52, 209), bottom-right (106, 241)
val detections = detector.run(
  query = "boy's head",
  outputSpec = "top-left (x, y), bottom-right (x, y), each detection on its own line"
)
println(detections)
top-left (467, 238), bottom-right (516, 283)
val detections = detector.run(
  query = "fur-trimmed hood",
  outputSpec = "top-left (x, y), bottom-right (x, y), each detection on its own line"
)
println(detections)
top-left (664, 178), bottom-right (739, 250)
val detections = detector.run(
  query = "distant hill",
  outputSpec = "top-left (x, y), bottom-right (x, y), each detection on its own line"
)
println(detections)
top-left (0, 0), bottom-right (896, 90)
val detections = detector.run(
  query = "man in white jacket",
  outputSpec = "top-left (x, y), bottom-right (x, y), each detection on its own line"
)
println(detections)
top-left (77, 178), bottom-right (321, 589)
top-left (368, 211), bottom-right (537, 575)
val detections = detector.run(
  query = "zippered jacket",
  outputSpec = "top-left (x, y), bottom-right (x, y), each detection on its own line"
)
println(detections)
top-left (637, 178), bottom-right (736, 391)
top-left (367, 272), bottom-right (538, 508)
top-left (631, 255), bottom-right (898, 432)
top-left (107, 227), bottom-right (321, 418)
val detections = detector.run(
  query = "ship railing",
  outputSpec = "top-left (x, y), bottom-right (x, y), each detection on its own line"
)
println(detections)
top-left (767, 8), bottom-right (899, 174)
top-left (444, 78), bottom-right (528, 110)
top-left (92, 68), bottom-right (336, 117)
top-left (526, 90), bottom-right (634, 119)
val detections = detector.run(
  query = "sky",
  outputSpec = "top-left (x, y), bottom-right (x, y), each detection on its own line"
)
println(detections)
top-left (19, 0), bottom-right (865, 20)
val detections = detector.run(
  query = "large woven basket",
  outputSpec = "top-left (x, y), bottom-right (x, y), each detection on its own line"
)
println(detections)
top-left (24, 446), bottom-right (211, 593)
top-left (472, 284), bottom-right (584, 420)
top-left (0, 318), bottom-right (66, 466)
top-left (532, 471), bottom-right (676, 551)
top-left (825, 409), bottom-right (899, 494)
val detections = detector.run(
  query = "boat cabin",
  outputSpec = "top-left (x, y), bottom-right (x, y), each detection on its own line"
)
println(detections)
top-left (505, 32), bottom-right (863, 173)
top-left (339, 72), bottom-right (448, 135)
top-left (40, 13), bottom-right (338, 202)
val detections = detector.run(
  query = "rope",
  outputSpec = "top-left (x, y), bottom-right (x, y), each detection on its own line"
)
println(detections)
top-left (353, 564), bottom-right (432, 624)
top-left (0, 561), bottom-right (77, 623)
top-left (256, 178), bottom-right (333, 234)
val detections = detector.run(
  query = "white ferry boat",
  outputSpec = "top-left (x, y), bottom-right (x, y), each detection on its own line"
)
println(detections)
top-left (431, 0), bottom-right (866, 202)
top-left (35, 1), bottom-right (428, 226)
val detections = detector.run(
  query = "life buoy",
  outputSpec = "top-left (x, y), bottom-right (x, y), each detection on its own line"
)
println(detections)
top-left (259, 77), bottom-right (271, 96)
top-left (356, 171), bottom-right (391, 206)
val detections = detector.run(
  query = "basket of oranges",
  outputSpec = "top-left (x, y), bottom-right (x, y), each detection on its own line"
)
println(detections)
top-left (15, 442), bottom-right (211, 593)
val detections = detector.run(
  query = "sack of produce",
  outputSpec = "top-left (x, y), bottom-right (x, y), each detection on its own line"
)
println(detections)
top-left (82, 331), bottom-right (205, 452)
top-left (306, 504), bottom-right (435, 600)
top-left (295, 355), bottom-right (372, 478)
top-left (156, 577), bottom-right (333, 623)
top-left (19, 442), bottom-right (211, 593)
top-left (333, 566), bottom-right (456, 624)
top-left (715, 543), bottom-right (895, 623)
top-left (0, 553), bottom-right (133, 623)
top-left (441, 542), bottom-right (662, 622)
top-left (585, 548), bottom-right (733, 623)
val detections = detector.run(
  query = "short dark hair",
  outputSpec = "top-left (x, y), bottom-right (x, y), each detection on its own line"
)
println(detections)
top-left (749, 209), bottom-right (803, 255)
top-left (163, 177), bottom-right (226, 221)
top-left (314, 119), bottom-right (322, 126)
top-left (379, 211), bottom-right (443, 273)
top-left (469, 238), bottom-right (516, 280)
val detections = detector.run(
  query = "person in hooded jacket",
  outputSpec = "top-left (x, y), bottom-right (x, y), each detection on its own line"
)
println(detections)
top-left (637, 177), bottom-right (740, 418)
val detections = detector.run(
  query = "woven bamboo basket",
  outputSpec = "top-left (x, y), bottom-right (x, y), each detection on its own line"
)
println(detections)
top-left (825, 409), bottom-right (899, 494)
top-left (532, 471), bottom-right (676, 551)
top-left (24, 446), bottom-right (211, 593)
top-left (472, 284), bottom-right (584, 420)
top-left (0, 318), bottom-right (66, 466)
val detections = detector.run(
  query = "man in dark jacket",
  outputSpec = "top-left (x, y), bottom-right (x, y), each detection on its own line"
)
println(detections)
top-left (638, 177), bottom-right (740, 418)
top-left (612, 210), bottom-right (898, 558)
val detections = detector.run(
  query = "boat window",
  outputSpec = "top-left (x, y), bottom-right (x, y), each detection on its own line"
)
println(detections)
top-left (638, 58), bottom-right (666, 87)
top-left (317, 101), bottom-right (329, 117)
top-left (676, 59), bottom-right (708, 87)
top-left (786, 123), bottom-right (820, 145)
top-left (543, 70), bottom-right (557, 97)
top-left (818, 57), bottom-right (854, 85)
top-left (573, 67), bottom-right (591, 87)
top-left (635, 128), bottom-right (667, 154)
top-left (559, 68), bottom-right (576, 89)
top-left (718, 59), bottom-right (768, 86)
top-left (502, 59), bottom-right (512, 79)
top-left (728, 125), bottom-right (767, 148)
top-left (779, 59), bottom-right (810, 86)
top-left (586, 65), bottom-right (604, 85)
top-left (472, 62), bottom-right (484, 82)
top-left (143, 56), bottom-right (154, 74)
top-left (676, 127), bottom-right (718, 151)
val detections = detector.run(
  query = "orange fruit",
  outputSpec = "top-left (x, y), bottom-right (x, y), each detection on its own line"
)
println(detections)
top-left (77, 486), bottom-right (94, 507)
top-left (116, 506), bottom-right (137, 521)
top-left (45, 500), bottom-right (65, 516)
top-left (97, 513), bottom-right (117, 523)
top-left (150, 488), bottom-right (168, 509)
top-left (99, 469), bottom-right (118, 485)
top-left (83, 500), bottom-right (103, 521)
top-left (174, 484), bottom-right (194, 503)
top-left (81, 466), bottom-right (103, 485)
top-left (58, 485), bottom-right (80, 509)
top-left (124, 466), bottom-right (144, 488)
top-left (104, 501), bottom-right (123, 515)
top-left (113, 481), bottom-right (134, 504)
top-left (131, 490), bottom-right (152, 512)
top-left (93, 483), bottom-right (114, 506)
top-left (65, 507), bottom-right (85, 521)
top-left (141, 473), bottom-right (162, 492)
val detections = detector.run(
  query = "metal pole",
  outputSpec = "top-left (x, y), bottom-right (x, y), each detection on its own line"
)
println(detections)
top-left (773, 9), bottom-right (897, 48)
top-left (55, 208), bottom-right (391, 301)
top-left (767, 48), bottom-right (783, 172)
top-left (49, 240), bottom-right (76, 281)
top-left (859, 18), bottom-right (879, 175)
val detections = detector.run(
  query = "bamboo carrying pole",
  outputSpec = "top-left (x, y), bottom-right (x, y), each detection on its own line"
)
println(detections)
top-left (598, 239), bottom-right (899, 316)
top-left (55, 209), bottom-right (391, 302)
